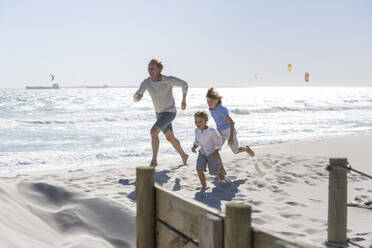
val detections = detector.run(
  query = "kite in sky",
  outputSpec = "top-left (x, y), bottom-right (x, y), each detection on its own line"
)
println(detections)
top-left (305, 72), bottom-right (310, 82)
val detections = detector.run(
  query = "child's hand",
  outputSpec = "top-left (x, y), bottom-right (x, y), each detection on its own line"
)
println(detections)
top-left (192, 145), bottom-right (198, 153)
top-left (228, 138), bottom-right (234, 146)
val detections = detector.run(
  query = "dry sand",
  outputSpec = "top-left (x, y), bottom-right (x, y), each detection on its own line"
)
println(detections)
top-left (1, 134), bottom-right (371, 247)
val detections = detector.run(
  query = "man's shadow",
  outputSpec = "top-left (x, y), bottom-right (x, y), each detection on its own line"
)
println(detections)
top-left (194, 179), bottom-right (247, 210)
top-left (119, 170), bottom-right (171, 201)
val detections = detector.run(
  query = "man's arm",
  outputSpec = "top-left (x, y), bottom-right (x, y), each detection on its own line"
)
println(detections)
top-left (168, 76), bottom-right (188, 110)
top-left (133, 80), bottom-right (147, 102)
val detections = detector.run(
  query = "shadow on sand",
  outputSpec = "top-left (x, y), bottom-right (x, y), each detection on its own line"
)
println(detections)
top-left (119, 170), bottom-right (171, 201)
top-left (194, 179), bottom-right (247, 210)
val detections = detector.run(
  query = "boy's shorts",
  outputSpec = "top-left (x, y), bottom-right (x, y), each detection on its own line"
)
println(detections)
top-left (196, 152), bottom-right (220, 175)
top-left (155, 112), bottom-right (176, 134)
top-left (219, 127), bottom-right (239, 153)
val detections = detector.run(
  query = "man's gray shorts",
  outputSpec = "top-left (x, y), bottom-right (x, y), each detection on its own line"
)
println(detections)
top-left (196, 152), bottom-right (220, 175)
top-left (155, 112), bottom-right (176, 134)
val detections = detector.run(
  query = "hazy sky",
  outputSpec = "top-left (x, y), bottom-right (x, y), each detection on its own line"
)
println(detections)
top-left (1, 0), bottom-right (371, 88)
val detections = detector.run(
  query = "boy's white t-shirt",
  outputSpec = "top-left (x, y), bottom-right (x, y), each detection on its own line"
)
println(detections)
top-left (194, 127), bottom-right (223, 156)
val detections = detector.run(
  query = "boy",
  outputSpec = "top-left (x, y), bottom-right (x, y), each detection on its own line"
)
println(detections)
top-left (192, 111), bottom-right (225, 190)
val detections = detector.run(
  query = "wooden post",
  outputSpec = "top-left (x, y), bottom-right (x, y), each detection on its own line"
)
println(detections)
top-left (136, 167), bottom-right (155, 248)
top-left (199, 213), bottom-right (223, 248)
top-left (327, 158), bottom-right (348, 247)
top-left (225, 202), bottom-right (252, 248)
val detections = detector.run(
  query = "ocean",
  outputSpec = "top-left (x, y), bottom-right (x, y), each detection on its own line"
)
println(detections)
top-left (1, 87), bottom-right (372, 174)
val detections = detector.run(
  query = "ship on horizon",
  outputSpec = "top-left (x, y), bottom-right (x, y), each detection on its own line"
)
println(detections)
top-left (26, 83), bottom-right (60, 89)
top-left (26, 73), bottom-right (60, 89)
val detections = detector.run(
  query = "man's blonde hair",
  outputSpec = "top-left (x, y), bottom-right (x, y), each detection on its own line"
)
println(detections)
top-left (194, 111), bottom-right (209, 122)
top-left (149, 58), bottom-right (164, 71)
top-left (206, 87), bottom-right (222, 104)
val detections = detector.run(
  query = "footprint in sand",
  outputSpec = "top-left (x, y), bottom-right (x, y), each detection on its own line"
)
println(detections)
top-left (260, 214), bottom-right (277, 222)
top-left (304, 180), bottom-right (316, 186)
top-left (252, 218), bottom-right (267, 225)
top-left (274, 196), bottom-right (289, 202)
top-left (279, 231), bottom-right (305, 238)
top-left (289, 223), bottom-right (303, 229)
top-left (279, 213), bottom-right (302, 219)
top-left (245, 186), bottom-right (258, 191)
top-left (274, 206), bottom-right (289, 211)
top-left (308, 218), bottom-right (327, 226)
top-left (252, 180), bottom-right (266, 188)
top-left (246, 199), bottom-right (263, 206)
top-left (285, 201), bottom-right (307, 207)
top-left (303, 228), bottom-right (323, 235)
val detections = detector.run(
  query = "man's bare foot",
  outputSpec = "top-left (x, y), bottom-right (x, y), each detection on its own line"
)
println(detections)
top-left (246, 146), bottom-right (255, 157)
top-left (196, 186), bottom-right (209, 190)
top-left (149, 160), bottom-right (158, 167)
top-left (181, 154), bottom-right (189, 165)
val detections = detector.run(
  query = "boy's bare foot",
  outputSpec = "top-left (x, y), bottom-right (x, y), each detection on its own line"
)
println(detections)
top-left (196, 186), bottom-right (209, 190)
top-left (149, 160), bottom-right (158, 167)
top-left (246, 146), bottom-right (255, 157)
top-left (181, 154), bottom-right (189, 165)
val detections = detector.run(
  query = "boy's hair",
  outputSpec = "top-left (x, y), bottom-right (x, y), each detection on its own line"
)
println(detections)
top-left (206, 87), bottom-right (222, 104)
top-left (149, 58), bottom-right (164, 71)
top-left (194, 111), bottom-right (209, 122)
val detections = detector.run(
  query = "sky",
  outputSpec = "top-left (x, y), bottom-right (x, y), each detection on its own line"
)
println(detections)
top-left (0, 0), bottom-right (371, 88)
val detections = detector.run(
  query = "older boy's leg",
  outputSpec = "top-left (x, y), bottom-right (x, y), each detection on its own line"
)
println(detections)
top-left (235, 146), bottom-right (255, 156)
top-left (245, 146), bottom-right (255, 157)
top-left (225, 128), bottom-right (242, 154)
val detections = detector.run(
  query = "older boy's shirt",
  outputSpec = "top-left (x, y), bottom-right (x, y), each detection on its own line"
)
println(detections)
top-left (194, 127), bottom-right (223, 156)
top-left (209, 104), bottom-right (230, 131)
top-left (133, 75), bottom-right (188, 113)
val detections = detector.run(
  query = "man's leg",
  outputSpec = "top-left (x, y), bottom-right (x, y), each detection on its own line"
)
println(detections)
top-left (165, 130), bottom-right (189, 165)
top-left (150, 125), bottom-right (161, 167)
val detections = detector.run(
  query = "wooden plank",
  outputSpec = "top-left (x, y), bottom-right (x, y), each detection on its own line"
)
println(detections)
top-left (156, 185), bottom-right (315, 248)
top-left (253, 229), bottom-right (316, 248)
top-left (224, 202), bottom-right (251, 248)
top-left (156, 220), bottom-right (198, 248)
top-left (136, 167), bottom-right (155, 248)
top-left (155, 186), bottom-right (223, 242)
top-left (199, 213), bottom-right (223, 248)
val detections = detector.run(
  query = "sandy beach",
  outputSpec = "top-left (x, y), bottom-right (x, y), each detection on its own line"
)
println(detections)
top-left (1, 134), bottom-right (371, 247)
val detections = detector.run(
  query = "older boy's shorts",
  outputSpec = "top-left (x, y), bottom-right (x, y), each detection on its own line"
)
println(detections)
top-left (219, 127), bottom-right (239, 154)
top-left (196, 152), bottom-right (220, 175)
top-left (155, 112), bottom-right (176, 134)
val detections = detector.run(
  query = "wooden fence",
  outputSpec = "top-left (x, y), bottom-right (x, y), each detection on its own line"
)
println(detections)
top-left (136, 167), bottom-right (315, 248)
